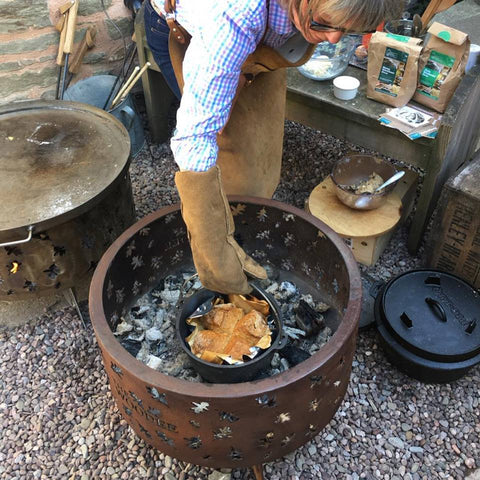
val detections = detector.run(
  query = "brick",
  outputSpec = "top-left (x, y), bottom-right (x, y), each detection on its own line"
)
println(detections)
top-left (0, 0), bottom-right (50, 33)
top-left (105, 16), bottom-right (133, 40)
top-left (80, 0), bottom-right (113, 16)
top-left (0, 33), bottom-right (58, 55)
top-left (0, 66), bottom-right (57, 97)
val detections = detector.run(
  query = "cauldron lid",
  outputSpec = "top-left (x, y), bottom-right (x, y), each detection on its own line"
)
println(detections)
top-left (377, 269), bottom-right (480, 363)
top-left (0, 100), bottom-right (130, 235)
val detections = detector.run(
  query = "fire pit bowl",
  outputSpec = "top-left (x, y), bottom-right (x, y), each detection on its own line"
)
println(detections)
top-left (176, 284), bottom-right (287, 384)
top-left (89, 198), bottom-right (361, 468)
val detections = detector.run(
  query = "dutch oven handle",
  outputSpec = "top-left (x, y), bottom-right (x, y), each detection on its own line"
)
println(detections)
top-left (0, 225), bottom-right (34, 248)
top-left (425, 297), bottom-right (448, 323)
top-left (275, 331), bottom-right (289, 351)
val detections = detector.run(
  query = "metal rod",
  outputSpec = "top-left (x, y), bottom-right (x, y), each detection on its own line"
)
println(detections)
top-left (55, 67), bottom-right (63, 100)
top-left (59, 54), bottom-right (70, 99)
top-left (0, 226), bottom-right (34, 248)
top-left (64, 287), bottom-right (87, 329)
top-left (103, 42), bottom-right (137, 110)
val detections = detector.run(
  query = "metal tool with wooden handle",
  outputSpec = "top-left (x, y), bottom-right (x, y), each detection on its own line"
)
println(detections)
top-left (59, 0), bottom-right (75, 15)
top-left (111, 62), bottom-right (151, 108)
top-left (69, 25), bottom-right (96, 74)
top-left (109, 66), bottom-right (140, 108)
top-left (59, 0), bottom-right (80, 99)
top-left (55, 12), bottom-right (69, 99)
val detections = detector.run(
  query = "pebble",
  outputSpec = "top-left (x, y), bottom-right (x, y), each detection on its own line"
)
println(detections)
top-left (388, 437), bottom-right (405, 449)
top-left (80, 444), bottom-right (88, 458)
top-left (80, 418), bottom-right (90, 430)
top-left (58, 465), bottom-right (69, 475)
top-left (410, 446), bottom-right (425, 454)
top-left (465, 458), bottom-right (476, 469)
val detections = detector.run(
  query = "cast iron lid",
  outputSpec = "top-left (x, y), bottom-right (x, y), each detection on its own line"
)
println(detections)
top-left (378, 270), bottom-right (480, 362)
top-left (0, 100), bottom-right (130, 236)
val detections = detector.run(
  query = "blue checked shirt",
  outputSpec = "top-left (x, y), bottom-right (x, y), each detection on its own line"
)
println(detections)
top-left (152, 0), bottom-right (296, 171)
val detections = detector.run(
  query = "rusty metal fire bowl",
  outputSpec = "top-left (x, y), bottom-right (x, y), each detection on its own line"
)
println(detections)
top-left (89, 198), bottom-right (362, 468)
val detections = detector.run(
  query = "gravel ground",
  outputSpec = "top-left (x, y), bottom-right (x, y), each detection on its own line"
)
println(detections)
top-left (1, 99), bottom-right (479, 480)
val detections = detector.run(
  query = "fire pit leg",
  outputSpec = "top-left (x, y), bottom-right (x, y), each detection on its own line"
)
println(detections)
top-left (251, 464), bottom-right (264, 480)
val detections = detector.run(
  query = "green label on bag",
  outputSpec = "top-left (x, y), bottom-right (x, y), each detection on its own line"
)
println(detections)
top-left (386, 33), bottom-right (410, 43)
top-left (416, 50), bottom-right (456, 100)
top-left (375, 47), bottom-right (409, 97)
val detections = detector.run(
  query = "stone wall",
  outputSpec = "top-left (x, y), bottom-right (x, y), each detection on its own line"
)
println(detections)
top-left (0, 0), bottom-right (134, 103)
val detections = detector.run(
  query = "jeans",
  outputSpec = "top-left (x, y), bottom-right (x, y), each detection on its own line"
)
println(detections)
top-left (144, 0), bottom-right (181, 100)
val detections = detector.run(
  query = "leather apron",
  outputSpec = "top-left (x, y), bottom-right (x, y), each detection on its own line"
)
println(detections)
top-left (166, 3), bottom-right (315, 198)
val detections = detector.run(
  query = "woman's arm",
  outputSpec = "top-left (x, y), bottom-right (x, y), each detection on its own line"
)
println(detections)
top-left (171, 2), bottom-right (265, 171)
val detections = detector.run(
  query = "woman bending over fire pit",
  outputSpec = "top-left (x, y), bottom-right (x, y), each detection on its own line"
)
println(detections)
top-left (145, 0), bottom-right (401, 294)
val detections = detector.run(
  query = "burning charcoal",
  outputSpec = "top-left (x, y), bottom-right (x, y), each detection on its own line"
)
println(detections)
top-left (283, 326), bottom-right (306, 340)
top-left (160, 289), bottom-right (180, 304)
top-left (136, 343), bottom-right (151, 363)
top-left (265, 282), bottom-right (279, 295)
top-left (316, 301), bottom-right (330, 313)
top-left (279, 358), bottom-right (290, 371)
top-left (300, 294), bottom-right (315, 307)
top-left (121, 339), bottom-right (142, 357)
top-left (279, 281), bottom-right (297, 298)
top-left (271, 352), bottom-right (281, 368)
top-left (146, 354), bottom-right (162, 370)
top-left (280, 345), bottom-right (311, 367)
top-left (155, 309), bottom-right (166, 325)
top-left (133, 317), bottom-right (151, 330)
top-left (130, 305), bottom-right (150, 318)
top-left (145, 327), bottom-right (163, 343)
top-left (126, 331), bottom-right (145, 343)
top-left (112, 271), bottom-right (334, 383)
top-left (113, 320), bottom-right (133, 336)
top-left (295, 299), bottom-right (325, 337)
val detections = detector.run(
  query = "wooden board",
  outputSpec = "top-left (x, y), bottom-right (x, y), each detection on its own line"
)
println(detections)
top-left (308, 176), bottom-right (402, 238)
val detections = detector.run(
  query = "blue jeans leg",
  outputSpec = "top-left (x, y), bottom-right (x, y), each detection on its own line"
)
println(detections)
top-left (144, 1), bottom-right (181, 100)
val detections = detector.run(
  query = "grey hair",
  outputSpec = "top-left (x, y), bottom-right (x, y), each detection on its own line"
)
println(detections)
top-left (282, 0), bottom-right (404, 32)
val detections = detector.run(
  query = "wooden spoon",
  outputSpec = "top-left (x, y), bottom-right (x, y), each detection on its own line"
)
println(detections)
top-left (412, 14), bottom-right (423, 37)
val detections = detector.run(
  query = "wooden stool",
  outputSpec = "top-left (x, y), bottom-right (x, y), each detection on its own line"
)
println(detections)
top-left (307, 171), bottom-right (417, 265)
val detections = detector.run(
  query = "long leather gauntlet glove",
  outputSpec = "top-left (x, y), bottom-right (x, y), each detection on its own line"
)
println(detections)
top-left (175, 165), bottom-right (267, 294)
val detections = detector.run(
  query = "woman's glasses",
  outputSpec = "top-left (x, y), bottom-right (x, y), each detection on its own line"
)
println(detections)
top-left (310, 20), bottom-right (376, 36)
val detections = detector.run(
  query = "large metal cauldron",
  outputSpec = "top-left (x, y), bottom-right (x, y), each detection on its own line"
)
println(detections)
top-left (0, 100), bottom-right (135, 298)
top-left (89, 199), bottom-right (361, 468)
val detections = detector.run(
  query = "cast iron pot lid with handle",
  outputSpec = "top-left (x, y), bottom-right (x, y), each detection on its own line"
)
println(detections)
top-left (0, 100), bottom-right (130, 243)
top-left (374, 269), bottom-right (480, 383)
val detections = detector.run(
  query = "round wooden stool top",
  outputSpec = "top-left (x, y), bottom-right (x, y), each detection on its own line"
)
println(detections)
top-left (308, 176), bottom-right (402, 238)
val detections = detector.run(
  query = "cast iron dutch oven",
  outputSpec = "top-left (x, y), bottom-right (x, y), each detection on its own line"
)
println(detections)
top-left (176, 283), bottom-right (287, 383)
top-left (375, 269), bottom-right (480, 383)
